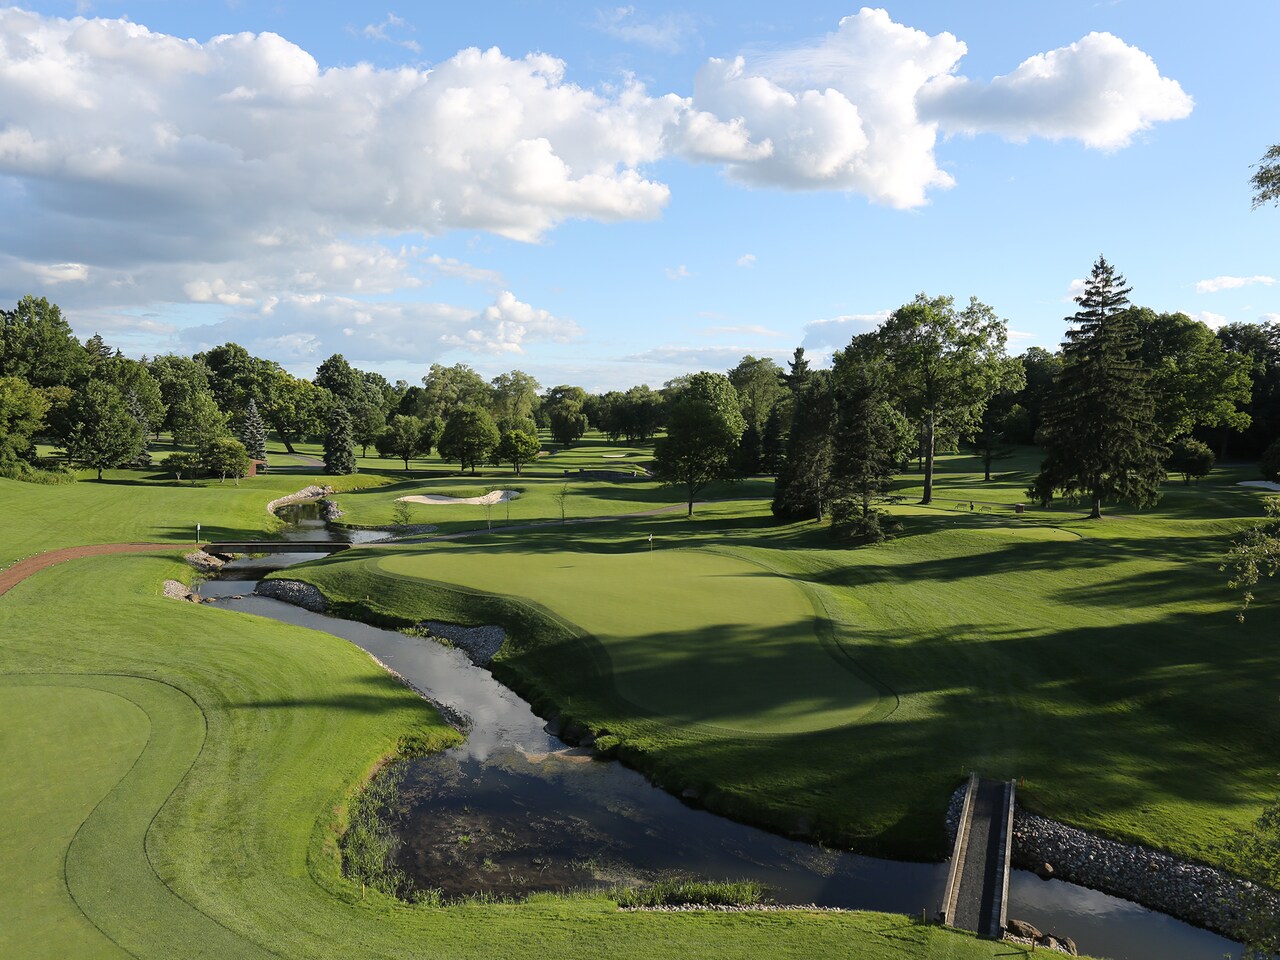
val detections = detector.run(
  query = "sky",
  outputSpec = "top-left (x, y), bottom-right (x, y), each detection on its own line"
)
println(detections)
top-left (0, 1), bottom-right (1276, 389)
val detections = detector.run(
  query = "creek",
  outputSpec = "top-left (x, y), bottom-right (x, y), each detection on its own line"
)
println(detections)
top-left (198, 502), bottom-right (1246, 960)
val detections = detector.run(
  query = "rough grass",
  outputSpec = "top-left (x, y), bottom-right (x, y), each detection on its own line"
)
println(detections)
top-left (285, 461), bottom-right (1280, 879)
top-left (0, 551), bottom-right (1020, 960)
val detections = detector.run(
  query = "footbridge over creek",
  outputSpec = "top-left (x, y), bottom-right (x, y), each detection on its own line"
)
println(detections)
top-left (941, 773), bottom-right (1016, 939)
top-left (202, 541), bottom-right (351, 554)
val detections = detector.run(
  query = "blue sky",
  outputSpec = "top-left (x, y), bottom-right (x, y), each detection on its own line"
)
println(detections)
top-left (2, 2), bottom-right (1276, 389)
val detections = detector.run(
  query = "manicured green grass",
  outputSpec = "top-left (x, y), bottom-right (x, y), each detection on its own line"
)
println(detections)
top-left (0, 469), bottom-right (391, 566)
top-left (0, 550), bottom-right (1019, 960)
top-left (377, 545), bottom-right (880, 733)
top-left (287, 464), bottom-right (1280, 880)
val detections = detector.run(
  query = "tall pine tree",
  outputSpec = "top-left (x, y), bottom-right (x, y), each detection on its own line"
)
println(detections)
top-left (1033, 256), bottom-right (1165, 519)
top-left (772, 371), bottom-right (835, 521)
top-left (323, 404), bottom-right (357, 476)
top-left (241, 397), bottom-right (268, 465)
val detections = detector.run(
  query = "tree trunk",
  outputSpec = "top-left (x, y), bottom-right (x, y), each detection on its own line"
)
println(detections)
top-left (283, 435), bottom-right (297, 454)
top-left (921, 412), bottom-right (936, 504)
top-left (984, 453), bottom-right (992, 482)
top-left (403, 457), bottom-right (410, 470)
top-left (96, 466), bottom-right (103, 481)
top-left (1090, 491), bottom-right (1103, 520)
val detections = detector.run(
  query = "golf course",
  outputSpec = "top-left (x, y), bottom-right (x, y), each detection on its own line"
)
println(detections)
top-left (1, 449), bottom-right (1092, 960)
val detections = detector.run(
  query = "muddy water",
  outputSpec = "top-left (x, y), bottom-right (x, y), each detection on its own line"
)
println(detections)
top-left (200, 505), bottom-right (1247, 960)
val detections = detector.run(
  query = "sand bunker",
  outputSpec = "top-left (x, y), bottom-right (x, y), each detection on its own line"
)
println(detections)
top-left (1238, 480), bottom-right (1280, 492)
top-left (601, 453), bottom-right (628, 458)
top-left (397, 489), bottom-right (518, 506)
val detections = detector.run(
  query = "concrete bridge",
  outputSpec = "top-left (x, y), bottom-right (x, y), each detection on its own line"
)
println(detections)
top-left (941, 773), bottom-right (1016, 938)
top-left (202, 541), bottom-right (350, 554)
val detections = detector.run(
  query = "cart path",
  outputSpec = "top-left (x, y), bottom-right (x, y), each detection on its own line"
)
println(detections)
top-left (0, 543), bottom-right (173, 598)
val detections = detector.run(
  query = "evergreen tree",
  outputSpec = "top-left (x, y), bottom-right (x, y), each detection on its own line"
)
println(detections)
top-left (828, 360), bottom-right (914, 543)
top-left (68, 380), bottom-right (145, 480)
top-left (1032, 256), bottom-right (1166, 519)
top-left (241, 397), bottom-right (268, 464)
top-left (323, 404), bottom-right (358, 475)
top-left (772, 371), bottom-right (835, 521)
top-left (784, 347), bottom-right (811, 394)
top-left (760, 404), bottom-right (786, 475)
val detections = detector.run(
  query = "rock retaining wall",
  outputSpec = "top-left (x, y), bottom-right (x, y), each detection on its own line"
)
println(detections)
top-left (414, 621), bottom-right (506, 665)
top-left (266, 485), bottom-right (334, 516)
top-left (945, 785), bottom-right (1278, 943)
top-left (254, 578), bottom-right (327, 612)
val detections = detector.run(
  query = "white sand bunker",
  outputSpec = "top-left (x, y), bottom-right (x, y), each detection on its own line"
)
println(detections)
top-left (397, 489), bottom-right (518, 506)
top-left (601, 453), bottom-right (629, 458)
top-left (1238, 480), bottom-right (1280, 491)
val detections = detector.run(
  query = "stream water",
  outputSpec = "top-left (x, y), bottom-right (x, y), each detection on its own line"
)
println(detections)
top-left (199, 503), bottom-right (1247, 960)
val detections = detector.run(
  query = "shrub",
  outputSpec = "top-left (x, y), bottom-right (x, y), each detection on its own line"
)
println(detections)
top-left (0, 461), bottom-right (76, 484)
top-left (1167, 437), bottom-right (1216, 485)
top-left (613, 878), bottom-right (765, 908)
top-left (1261, 439), bottom-right (1280, 483)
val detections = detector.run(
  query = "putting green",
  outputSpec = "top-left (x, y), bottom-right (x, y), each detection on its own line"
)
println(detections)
top-left (377, 546), bottom-right (880, 734)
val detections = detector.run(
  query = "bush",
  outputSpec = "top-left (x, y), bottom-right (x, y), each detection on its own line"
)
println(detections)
top-left (1261, 439), bottom-right (1280, 483)
top-left (613, 878), bottom-right (765, 908)
top-left (1167, 437), bottom-right (1216, 485)
top-left (0, 461), bottom-right (77, 484)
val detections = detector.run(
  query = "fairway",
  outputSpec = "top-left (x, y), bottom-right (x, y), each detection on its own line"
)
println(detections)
top-left (377, 546), bottom-right (881, 734)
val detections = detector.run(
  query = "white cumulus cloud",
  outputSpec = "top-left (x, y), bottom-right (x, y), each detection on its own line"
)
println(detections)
top-left (1195, 275), bottom-right (1277, 294)
top-left (736, 253), bottom-right (756, 268)
top-left (919, 31), bottom-right (1193, 149)
top-left (802, 310), bottom-right (890, 350)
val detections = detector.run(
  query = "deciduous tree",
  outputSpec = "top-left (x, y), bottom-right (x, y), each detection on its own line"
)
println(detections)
top-left (497, 429), bottom-right (540, 475)
top-left (654, 371), bottom-right (745, 517)
top-left (869, 294), bottom-right (1018, 503)
top-left (0, 375), bottom-right (50, 464)
top-left (68, 380), bottom-right (145, 480)
top-left (438, 405), bottom-right (499, 474)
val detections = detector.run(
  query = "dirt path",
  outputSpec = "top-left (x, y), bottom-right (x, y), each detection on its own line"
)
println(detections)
top-left (0, 543), bottom-right (174, 598)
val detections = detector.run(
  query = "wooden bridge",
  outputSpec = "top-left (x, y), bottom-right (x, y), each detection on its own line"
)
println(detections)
top-left (202, 541), bottom-right (351, 554)
top-left (941, 773), bottom-right (1016, 939)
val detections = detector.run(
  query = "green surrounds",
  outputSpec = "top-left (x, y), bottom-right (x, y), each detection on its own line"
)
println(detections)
top-left (0, 469), bottom-right (390, 566)
top-left (283, 460), bottom-right (1280, 878)
top-left (0, 550), bottom-right (1018, 960)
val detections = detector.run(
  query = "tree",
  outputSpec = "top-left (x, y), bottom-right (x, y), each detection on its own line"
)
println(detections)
top-left (160, 451), bottom-right (198, 483)
top-left (760, 404), bottom-right (787, 475)
top-left (421, 363), bottom-right (492, 421)
top-left (1261, 439), bottom-right (1280, 483)
top-left (0, 376), bottom-right (50, 465)
top-left (200, 437), bottom-right (251, 484)
top-left (966, 403), bottom-right (1019, 481)
top-left (350, 397), bottom-right (385, 457)
top-left (438, 405), bottom-right (499, 474)
top-left (261, 369), bottom-right (324, 454)
top-left (240, 398), bottom-right (268, 464)
top-left (1129, 308), bottom-right (1252, 441)
top-left (772, 371), bottom-right (836, 520)
top-left (1250, 143), bottom-right (1280, 209)
top-left (323, 404), bottom-right (358, 476)
top-left (735, 422), bottom-right (763, 474)
top-left (1015, 347), bottom-right (1062, 440)
top-left (728, 355), bottom-right (785, 434)
top-left (491, 370), bottom-right (541, 422)
top-left (198, 342), bottom-right (274, 421)
top-left (1217, 320), bottom-right (1280, 459)
top-left (314, 354), bottom-right (365, 406)
top-left (67, 381), bottom-right (145, 480)
top-left (375, 414), bottom-right (439, 470)
top-left (1033, 257), bottom-right (1166, 519)
top-left (97, 356), bottom-right (165, 441)
top-left (1223, 496), bottom-right (1280, 621)
top-left (784, 347), bottom-right (811, 395)
top-left (497, 429), bottom-right (540, 475)
top-left (546, 399), bottom-right (587, 447)
top-left (1167, 437), bottom-right (1215, 485)
top-left (0, 296), bottom-right (90, 388)
top-left (869, 294), bottom-right (1019, 504)
top-left (653, 372), bottom-right (746, 517)
top-left (170, 387), bottom-right (229, 449)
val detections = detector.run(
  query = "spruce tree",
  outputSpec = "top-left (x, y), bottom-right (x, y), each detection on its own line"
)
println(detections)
top-left (1032, 256), bottom-right (1166, 518)
top-left (241, 397), bottom-right (268, 465)
top-left (323, 404), bottom-right (357, 475)
top-left (772, 371), bottom-right (835, 521)
top-left (760, 405), bottom-right (786, 474)
top-left (829, 360), bottom-right (914, 540)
